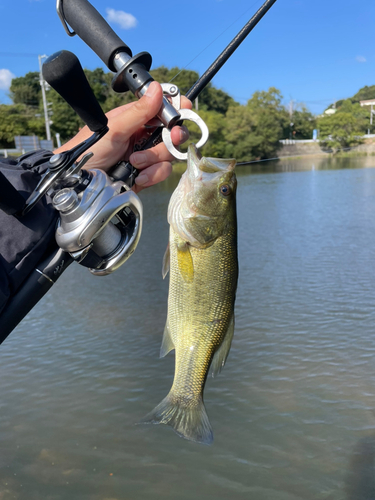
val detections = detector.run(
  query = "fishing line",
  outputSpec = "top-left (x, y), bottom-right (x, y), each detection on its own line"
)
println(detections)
top-left (168, 0), bottom-right (265, 85)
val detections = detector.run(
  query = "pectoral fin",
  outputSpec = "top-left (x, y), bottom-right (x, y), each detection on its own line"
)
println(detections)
top-left (160, 318), bottom-right (175, 358)
top-left (177, 243), bottom-right (194, 283)
top-left (211, 314), bottom-right (235, 377)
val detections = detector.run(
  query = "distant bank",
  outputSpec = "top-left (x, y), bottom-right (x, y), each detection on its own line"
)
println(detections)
top-left (278, 138), bottom-right (375, 159)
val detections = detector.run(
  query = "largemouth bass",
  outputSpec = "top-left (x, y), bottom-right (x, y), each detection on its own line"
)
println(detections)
top-left (142, 144), bottom-right (238, 444)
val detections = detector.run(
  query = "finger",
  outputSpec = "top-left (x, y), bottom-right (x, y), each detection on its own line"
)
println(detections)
top-left (128, 93), bottom-right (191, 146)
top-left (106, 93), bottom-right (190, 123)
top-left (133, 161), bottom-right (172, 192)
top-left (130, 126), bottom-right (189, 168)
top-left (171, 125), bottom-right (189, 145)
top-left (181, 96), bottom-right (192, 110)
top-left (105, 101), bottom-right (137, 119)
top-left (138, 96), bottom-right (192, 133)
top-left (107, 82), bottom-right (164, 144)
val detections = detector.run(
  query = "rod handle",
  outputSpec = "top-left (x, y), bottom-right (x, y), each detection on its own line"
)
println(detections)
top-left (61, 0), bottom-right (132, 71)
top-left (0, 248), bottom-right (73, 345)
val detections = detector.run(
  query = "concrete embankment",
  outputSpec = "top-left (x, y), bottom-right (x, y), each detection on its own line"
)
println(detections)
top-left (278, 140), bottom-right (375, 158)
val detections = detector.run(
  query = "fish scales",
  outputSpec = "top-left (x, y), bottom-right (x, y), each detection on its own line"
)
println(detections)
top-left (168, 228), bottom-right (237, 400)
top-left (141, 144), bottom-right (238, 444)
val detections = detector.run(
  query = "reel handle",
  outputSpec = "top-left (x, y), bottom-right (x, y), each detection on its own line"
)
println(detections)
top-left (60, 0), bottom-right (132, 72)
top-left (42, 50), bottom-right (108, 133)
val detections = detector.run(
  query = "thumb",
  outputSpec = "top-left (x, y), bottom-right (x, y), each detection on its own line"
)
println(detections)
top-left (108, 81), bottom-right (163, 141)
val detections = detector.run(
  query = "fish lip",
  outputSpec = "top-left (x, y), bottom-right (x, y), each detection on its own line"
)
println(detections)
top-left (187, 145), bottom-right (202, 181)
top-left (188, 144), bottom-right (202, 163)
top-left (188, 144), bottom-right (236, 175)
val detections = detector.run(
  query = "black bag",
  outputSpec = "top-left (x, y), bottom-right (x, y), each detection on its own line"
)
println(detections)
top-left (0, 150), bottom-right (58, 315)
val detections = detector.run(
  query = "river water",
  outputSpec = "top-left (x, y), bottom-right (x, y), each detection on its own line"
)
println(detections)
top-left (2, 155), bottom-right (375, 499)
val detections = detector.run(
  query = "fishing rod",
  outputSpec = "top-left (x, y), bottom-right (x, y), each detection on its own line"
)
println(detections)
top-left (0, 50), bottom-right (143, 343)
top-left (0, 0), bottom-right (278, 342)
top-left (57, 0), bottom-right (278, 182)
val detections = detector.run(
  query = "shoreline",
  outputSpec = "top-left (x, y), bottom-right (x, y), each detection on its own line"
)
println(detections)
top-left (172, 140), bottom-right (375, 171)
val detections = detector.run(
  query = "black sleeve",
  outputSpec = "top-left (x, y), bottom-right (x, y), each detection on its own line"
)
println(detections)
top-left (0, 150), bottom-right (59, 315)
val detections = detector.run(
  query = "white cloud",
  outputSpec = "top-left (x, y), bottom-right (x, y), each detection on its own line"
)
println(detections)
top-left (106, 8), bottom-right (137, 29)
top-left (356, 55), bottom-right (367, 63)
top-left (0, 69), bottom-right (15, 90)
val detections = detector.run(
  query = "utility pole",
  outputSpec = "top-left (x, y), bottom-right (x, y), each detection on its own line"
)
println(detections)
top-left (289, 99), bottom-right (294, 141)
top-left (370, 104), bottom-right (373, 135)
top-left (360, 99), bottom-right (375, 135)
top-left (38, 55), bottom-right (51, 141)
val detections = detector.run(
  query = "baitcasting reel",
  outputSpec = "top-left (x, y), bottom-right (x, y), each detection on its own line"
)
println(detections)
top-left (52, 168), bottom-right (142, 276)
top-left (22, 50), bottom-right (143, 276)
top-left (23, 144), bottom-right (143, 277)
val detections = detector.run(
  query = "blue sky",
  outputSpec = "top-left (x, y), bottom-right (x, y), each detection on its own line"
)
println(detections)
top-left (0, 0), bottom-right (374, 115)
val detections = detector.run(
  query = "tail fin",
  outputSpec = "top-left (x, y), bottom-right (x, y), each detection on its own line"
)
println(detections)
top-left (139, 393), bottom-right (213, 445)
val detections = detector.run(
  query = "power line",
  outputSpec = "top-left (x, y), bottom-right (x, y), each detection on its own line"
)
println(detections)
top-left (169, 0), bottom-right (265, 84)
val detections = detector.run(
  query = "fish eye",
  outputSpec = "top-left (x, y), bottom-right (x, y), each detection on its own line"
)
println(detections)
top-left (220, 184), bottom-right (231, 196)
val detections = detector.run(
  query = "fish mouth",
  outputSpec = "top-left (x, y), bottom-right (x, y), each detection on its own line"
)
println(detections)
top-left (168, 144), bottom-right (236, 247)
top-left (188, 144), bottom-right (236, 176)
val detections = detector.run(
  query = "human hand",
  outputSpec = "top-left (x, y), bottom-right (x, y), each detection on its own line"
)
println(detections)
top-left (54, 81), bottom-right (191, 193)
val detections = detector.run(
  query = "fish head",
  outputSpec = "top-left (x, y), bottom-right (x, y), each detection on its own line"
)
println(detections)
top-left (168, 144), bottom-right (237, 248)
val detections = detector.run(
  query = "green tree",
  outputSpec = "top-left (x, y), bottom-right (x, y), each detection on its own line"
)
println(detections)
top-left (87, 69), bottom-right (136, 113)
top-left (199, 86), bottom-right (237, 115)
top-left (5, 65), bottom-right (239, 144)
top-left (325, 85), bottom-right (375, 113)
top-left (47, 88), bottom-right (81, 140)
top-left (317, 112), bottom-right (363, 150)
top-left (183, 108), bottom-right (228, 158)
top-left (224, 87), bottom-right (287, 161)
top-left (150, 65), bottom-right (171, 84)
top-left (84, 68), bottom-right (111, 105)
top-left (9, 72), bottom-right (41, 107)
top-left (150, 66), bottom-right (236, 114)
top-left (0, 104), bottom-right (38, 147)
top-left (288, 106), bottom-right (316, 140)
top-left (319, 98), bottom-right (371, 145)
top-left (160, 67), bottom-right (199, 96)
top-left (338, 99), bottom-right (369, 132)
top-left (352, 85), bottom-right (375, 103)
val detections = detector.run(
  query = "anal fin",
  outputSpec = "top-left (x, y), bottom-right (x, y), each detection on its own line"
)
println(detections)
top-left (211, 314), bottom-right (235, 377)
top-left (160, 318), bottom-right (175, 358)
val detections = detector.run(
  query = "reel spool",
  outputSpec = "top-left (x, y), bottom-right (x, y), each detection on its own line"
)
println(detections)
top-left (53, 169), bottom-right (142, 276)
